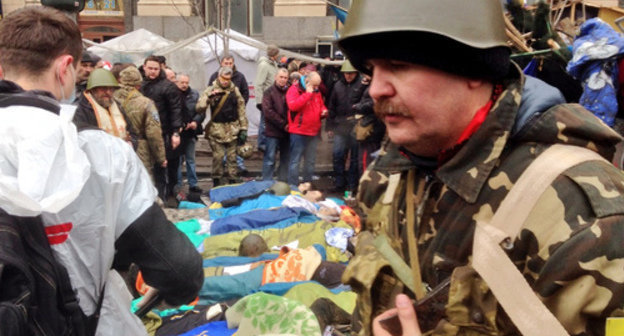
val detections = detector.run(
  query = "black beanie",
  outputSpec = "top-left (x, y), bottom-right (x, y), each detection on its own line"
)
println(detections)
top-left (340, 31), bottom-right (510, 81)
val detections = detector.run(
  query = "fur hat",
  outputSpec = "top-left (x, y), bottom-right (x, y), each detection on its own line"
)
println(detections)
top-left (118, 66), bottom-right (143, 87)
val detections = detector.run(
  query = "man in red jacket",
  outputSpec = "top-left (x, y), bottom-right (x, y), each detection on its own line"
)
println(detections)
top-left (286, 71), bottom-right (328, 185)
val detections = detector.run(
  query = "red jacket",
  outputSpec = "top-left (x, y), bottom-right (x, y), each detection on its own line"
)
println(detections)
top-left (286, 82), bottom-right (327, 136)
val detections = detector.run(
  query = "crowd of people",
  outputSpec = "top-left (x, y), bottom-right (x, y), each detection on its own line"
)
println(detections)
top-left (69, 39), bottom-right (387, 204)
top-left (259, 48), bottom-right (386, 194)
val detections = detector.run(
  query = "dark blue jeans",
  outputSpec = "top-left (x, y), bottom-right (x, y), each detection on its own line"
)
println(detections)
top-left (177, 136), bottom-right (198, 188)
top-left (262, 135), bottom-right (290, 181)
top-left (332, 132), bottom-right (359, 190)
top-left (288, 133), bottom-right (319, 185)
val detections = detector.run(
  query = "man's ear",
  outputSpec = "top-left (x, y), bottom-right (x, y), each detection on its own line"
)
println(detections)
top-left (467, 78), bottom-right (488, 90)
top-left (56, 55), bottom-right (75, 86)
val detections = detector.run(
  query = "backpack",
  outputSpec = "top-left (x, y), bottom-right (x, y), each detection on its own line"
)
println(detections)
top-left (0, 208), bottom-right (96, 336)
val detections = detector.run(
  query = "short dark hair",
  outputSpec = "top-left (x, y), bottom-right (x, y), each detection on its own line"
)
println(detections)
top-left (0, 6), bottom-right (82, 77)
top-left (144, 55), bottom-right (161, 65)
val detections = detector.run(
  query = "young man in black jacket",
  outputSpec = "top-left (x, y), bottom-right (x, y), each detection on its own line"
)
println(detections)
top-left (141, 55), bottom-right (184, 204)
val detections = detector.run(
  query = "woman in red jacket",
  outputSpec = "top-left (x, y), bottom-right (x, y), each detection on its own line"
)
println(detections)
top-left (286, 72), bottom-right (328, 185)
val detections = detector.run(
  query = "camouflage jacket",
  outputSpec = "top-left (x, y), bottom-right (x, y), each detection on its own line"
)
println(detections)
top-left (114, 86), bottom-right (166, 169)
top-left (197, 80), bottom-right (247, 144)
top-left (343, 68), bottom-right (624, 336)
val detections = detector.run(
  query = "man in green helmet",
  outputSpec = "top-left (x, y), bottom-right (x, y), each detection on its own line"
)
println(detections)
top-left (327, 60), bottom-right (362, 194)
top-left (338, 1), bottom-right (624, 335)
top-left (73, 68), bottom-right (136, 146)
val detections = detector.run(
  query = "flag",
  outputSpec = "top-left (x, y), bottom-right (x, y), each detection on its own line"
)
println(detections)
top-left (329, 4), bottom-right (348, 24)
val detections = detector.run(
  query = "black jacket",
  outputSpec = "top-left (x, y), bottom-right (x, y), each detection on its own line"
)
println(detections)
top-left (262, 83), bottom-right (289, 138)
top-left (180, 87), bottom-right (204, 137)
top-left (353, 84), bottom-right (385, 143)
top-left (327, 75), bottom-right (362, 134)
top-left (141, 71), bottom-right (183, 135)
top-left (209, 69), bottom-right (249, 104)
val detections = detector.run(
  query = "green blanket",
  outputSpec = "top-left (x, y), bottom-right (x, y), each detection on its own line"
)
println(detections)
top-left (201, 220), bottom-right (352, 263)
top-left (226, 292), bottom-right (321, 336)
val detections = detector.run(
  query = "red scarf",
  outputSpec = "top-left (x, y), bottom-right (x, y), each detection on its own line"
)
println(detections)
top-left (438, 84), bottom-right (502, 164)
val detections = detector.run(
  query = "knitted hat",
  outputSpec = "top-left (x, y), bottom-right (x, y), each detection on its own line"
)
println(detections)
top-left (118, 66), bottom-right (143, 87)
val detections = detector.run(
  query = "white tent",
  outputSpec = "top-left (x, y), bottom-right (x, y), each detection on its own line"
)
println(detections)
top-left (87, 29), bottom-right (206, 91)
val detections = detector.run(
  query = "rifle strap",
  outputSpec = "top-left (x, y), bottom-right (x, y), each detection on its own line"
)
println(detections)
top-left (205, 90), bottom-right (231, 131)
top-left (472, 144), bottom-right (606, 336)
top-left (405, 169), bottom-right (426, 300)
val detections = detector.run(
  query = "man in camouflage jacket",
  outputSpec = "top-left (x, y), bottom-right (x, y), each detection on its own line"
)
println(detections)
top-left (197, 66), bottom-right (247, 186)
top-left (114, 66), bottom-right (166, 181)
top-left (337, 1), bottom-right (624, 335)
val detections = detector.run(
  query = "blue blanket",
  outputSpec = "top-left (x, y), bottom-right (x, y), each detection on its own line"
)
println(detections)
top-left (208, 180), bottom-right (274, 203)
top-left (176, 321), bottom-right (235, 336)
top-left (567, 18), bottom-right (624, 126)
top-left (209, 193), bottom-right (288, 219)
top-left (210, 207), bottom-right (316, 235)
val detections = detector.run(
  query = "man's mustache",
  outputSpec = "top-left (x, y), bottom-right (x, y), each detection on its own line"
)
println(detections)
top-left (374, 99), bottom-right (410, 119)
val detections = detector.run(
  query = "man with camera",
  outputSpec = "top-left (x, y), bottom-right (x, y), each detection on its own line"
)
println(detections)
top-left (196, 66), bottom-right (247, 187)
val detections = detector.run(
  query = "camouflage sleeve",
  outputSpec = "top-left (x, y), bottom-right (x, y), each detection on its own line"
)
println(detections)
top-left (517, 160), bottom-right (624, 335)
top-left (196, 86), bottom-right (213, 114)
top-left (234, 87), bottom-right (248, 130)
top-left (144, 100), bottom-right (166, 165)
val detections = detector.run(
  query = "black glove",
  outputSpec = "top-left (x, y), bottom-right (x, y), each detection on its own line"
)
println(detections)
top-left (256, 103), bottom-right (262, 112)
top-left (237, 130), bottom-right (247, 145)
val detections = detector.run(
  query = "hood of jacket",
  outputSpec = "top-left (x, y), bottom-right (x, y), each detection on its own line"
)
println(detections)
top-left (373, 65), bottom-right (622, 202)
top-left (0, 80), bottom-right (91, 217)
top-left (258, 55), bottom-right (276, 68)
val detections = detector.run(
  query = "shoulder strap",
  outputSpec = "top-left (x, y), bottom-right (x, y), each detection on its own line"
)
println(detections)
top-left (205, 90), bottom-right (231, 130)
top-left (472, 144), bottom-right (607, 336)
top-left (211, 90), bottom-right (231, 119)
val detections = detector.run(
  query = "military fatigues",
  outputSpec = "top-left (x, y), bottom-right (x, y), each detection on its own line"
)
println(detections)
top-left (114, 86), bottom-right (165, 180)
top-left (196, 80), bottom-right (247, 184)
top-left (344, 67), bottom-right (624, 335)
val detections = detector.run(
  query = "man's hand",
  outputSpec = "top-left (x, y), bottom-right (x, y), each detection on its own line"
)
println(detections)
top-left (321, 109), bottom-right (329, 118)
top-left (171, 133), bottom-right (180, 150)
top-left (161, 160), bottom-right (167, 168)
top-left (237, 130), bottom-right (247, 146)
top-left (372, 294), bottom-right (422, 336)
top-left (185, 121), bottom-right (198, 130)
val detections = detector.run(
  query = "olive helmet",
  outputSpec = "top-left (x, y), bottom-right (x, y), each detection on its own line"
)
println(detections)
top-left (337, 0), bottom-right (510, 79)
top-left (236, 142), bottom-right (254, 159)
top-left (268, 181), bottom-right (291, 196)
top-left (340, 59), bottom-right (357, 73)
top-left (86, 68), bottom-right (119, 90)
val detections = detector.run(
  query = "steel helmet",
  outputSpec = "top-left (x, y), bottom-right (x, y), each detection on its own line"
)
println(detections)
top-left (338, 0), bottom-right (511, 79)
top-left (86, 68), bottom-right (119, 90)
top-left (340, 59), bottom-right (357, 73)
top-left (236, 143), bottom-right (254, 159)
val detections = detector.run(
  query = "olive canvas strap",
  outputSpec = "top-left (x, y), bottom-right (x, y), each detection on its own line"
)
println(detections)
top-left (472, 144), bottom-right (606, 336)
top-left (205, 90), bottom-right (231, 130)
top-left (405, 169), bottom-right (427, 300)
